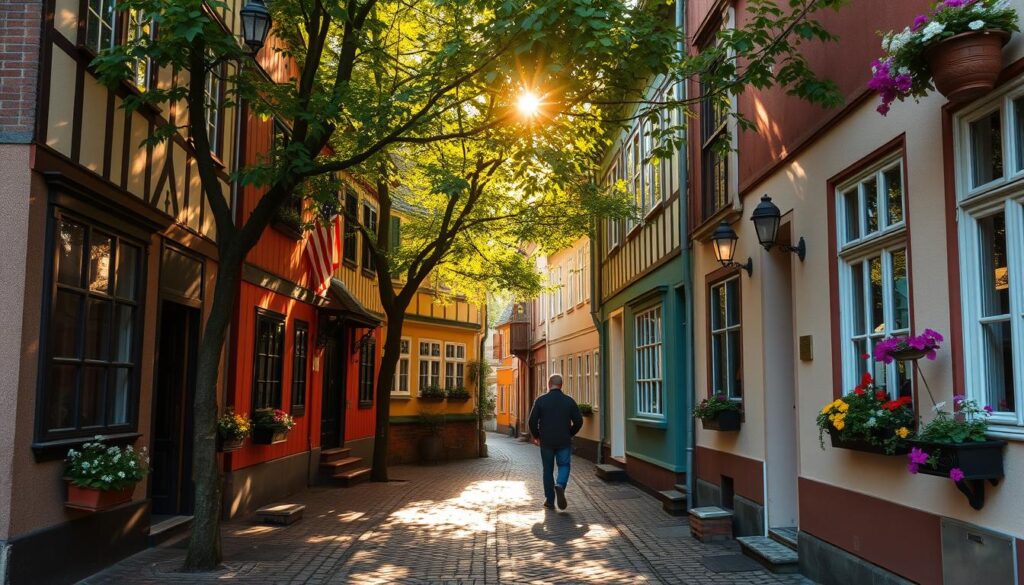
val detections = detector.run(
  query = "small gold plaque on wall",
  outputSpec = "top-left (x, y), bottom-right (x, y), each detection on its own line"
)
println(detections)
top-left (799, 335), bottom-right (813, 362)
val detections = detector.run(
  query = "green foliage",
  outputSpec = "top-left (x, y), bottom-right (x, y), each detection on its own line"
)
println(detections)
top-left (420, 385), bottom-right (447, 400)
top-left (253, 408), bottom-right (297, 432)
top-left (475, 389), bottom-right (497, 420)
top-left (693, 395), bottom-right (741, 420)
top-left (65, 440), bottom-right (149, 491)
top-left (446, 386), bottom-right (471, 400)
top-left (917, 398), bottom-right (989, 444)
top-left (217, 410), bottom-right (252, 440)
top-left (815, 375), bottom-right (915, 455)
top-left (578, 403), bottom-right (594, 416)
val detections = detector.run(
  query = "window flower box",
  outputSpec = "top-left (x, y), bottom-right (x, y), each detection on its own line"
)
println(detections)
top-left (700, 410), bottom-right (741, 432)
top-left (252, 428), bottom-right (289, 445)
top-left (816, 373), bottom-right (915, 456)
top-left (908, 439), bottom-right (1005, 510)
top-left (578, 403), bottom-right (594, 417)
top-left (251, 409), bottom-right (295, 445)
top-left (218, 437), bottom-right (245, 452)
top-left (65, 483), bottom-right (134, 512)
top-left (446, 386), bottom-right (471, 401)
top-left (217, 410), bottom-right (251, 452)
top-left (420, 385), bottom-right (446, 402)
top-left (829, 429), bottom-right (910, 455)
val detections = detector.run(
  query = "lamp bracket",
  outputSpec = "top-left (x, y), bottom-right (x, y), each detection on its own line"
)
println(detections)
top-left (778, 237), bottom-right (806, 262)
top-left (723, 257), bottom-right (753, 277)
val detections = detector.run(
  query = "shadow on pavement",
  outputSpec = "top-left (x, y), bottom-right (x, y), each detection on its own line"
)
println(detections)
top-left (531, 510), bottom-right (590, 543)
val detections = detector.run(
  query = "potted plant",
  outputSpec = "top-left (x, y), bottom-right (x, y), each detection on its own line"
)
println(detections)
top-left (578, 403), bottom-right (594, 417)
top-left (907, 395), bottom-right (1005, 509)
top-left (873, 329), bottom-right (944, 363)
top-left (64, 439), bottom-right (149, 511)
top-left (418, 413), bottom-right (446, 463)
top-left (816, 373), bottom-right (915, 455)
top-left (252, 408), bottom-right (296, 445)
top-left (870, 0), bottom-right (1019, 112)
top-left (694, 394), bottom-right (742, 431)
top-left (217, 410), bottom-right (251, 452)
top-left (446, 386), bottom-right (471, 401)
top-left (420, 384), bottom-right (446, 401)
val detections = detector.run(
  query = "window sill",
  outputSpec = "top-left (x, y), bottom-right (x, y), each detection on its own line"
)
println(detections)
top-left (390, 394), bottom-right (412, 400)
top-left (361, 268), bottom-right (377, 279)
top-left (358, 400), bottom-right (374, 409)
top-left (33, 431), bottom-right (142, 462)
top-left (644, 200), bottom-right (665, 221)
top-left (985, 424), bottom-right (1024, 442)
top-left (628, 417), bottom-right (667, 429)
top-left (290, 405), bottom-right (306, 417)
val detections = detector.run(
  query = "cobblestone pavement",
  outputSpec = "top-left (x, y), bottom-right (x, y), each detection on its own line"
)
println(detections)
top-left (80, 436), bottom-right (814, 585)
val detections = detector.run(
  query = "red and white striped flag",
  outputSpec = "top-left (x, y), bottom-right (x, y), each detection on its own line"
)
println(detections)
top-left (305, 214), bottom-right (342, 295)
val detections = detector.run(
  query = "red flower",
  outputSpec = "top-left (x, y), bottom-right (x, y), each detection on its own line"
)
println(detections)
top-left (861, 373), bottom-right (874, 385)
top-left (854, 388), bottom-right (865, 396)
top-left (875, 390), bottom-right (888, 401)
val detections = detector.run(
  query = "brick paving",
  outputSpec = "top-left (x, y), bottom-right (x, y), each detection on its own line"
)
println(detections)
top-left (79, 436), bottom-right (814, 584)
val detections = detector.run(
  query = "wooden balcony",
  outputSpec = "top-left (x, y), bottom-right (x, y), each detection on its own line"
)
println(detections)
top-left (509, 321), bottom-right (531, 358)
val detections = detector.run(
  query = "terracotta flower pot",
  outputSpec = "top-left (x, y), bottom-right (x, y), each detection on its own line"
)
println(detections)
top-left (65, 483), bottom-right (133, 512)
top-left (926, 30), bottom-right (1010, 103)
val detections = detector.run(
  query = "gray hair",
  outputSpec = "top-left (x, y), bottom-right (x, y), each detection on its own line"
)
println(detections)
top-left (548, 374), bottom-right (563, 388)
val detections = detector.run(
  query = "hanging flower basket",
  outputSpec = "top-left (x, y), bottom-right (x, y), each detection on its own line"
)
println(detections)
top-left (65, 483), bottom-right (134, 512)
top-left (926, 30), bottom-right (1010, 102)
top-left (701, 410), bottom-right (742, 432)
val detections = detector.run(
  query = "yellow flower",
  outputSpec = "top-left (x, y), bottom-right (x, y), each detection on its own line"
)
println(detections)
top-left (828, 414), bottom-right (835, 421)
top-left (896, 427), bottom-right (909, 439)
top-left (833, 419), bottom-right (845, 430)
top-left (820, 403), bottom-right (832, 415)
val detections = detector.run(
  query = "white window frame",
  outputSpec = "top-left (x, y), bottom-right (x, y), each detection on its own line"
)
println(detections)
top-left (392, 337), bottom-right (412, 395)
top-left (606, 162), bottom-right (621, 251)
top-left (635, 305), bottom-right (664, 417)
top-left (567, 258), bottom-right (575, 310)
top-left (418, 339), bottom-right (442, 393)
top-left (954, 80), bottom-right (1024, 436)
top-left (576, 248), bottom-right (585, 305)
top-left (594, 351), bottom-right (600, 409)
top-left (835, 156), bottom-right (911, 400)
top-left (577, 354), bottom-right (583, 402)
top-left (709, 277), bottom-right (743, 400)
top-left (584, 353), bottom-right (591, 406)
top-left (86, 0), bottom-right (117, 53)
top-left (567, 356), bottom-right (574, 397)
top-left (444, 342), bottom-right (466, 390)
top-left (204, 66), bottom-right (223, 155)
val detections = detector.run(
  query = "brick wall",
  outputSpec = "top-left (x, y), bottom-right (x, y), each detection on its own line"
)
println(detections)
top-left (0, 0), bottom-right (42, 144)
top-left (389, 420), bottom-right (480, 465)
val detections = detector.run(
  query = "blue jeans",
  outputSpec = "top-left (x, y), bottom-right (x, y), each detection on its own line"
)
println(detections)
top-left (540, 446), bottom-right (572, 504)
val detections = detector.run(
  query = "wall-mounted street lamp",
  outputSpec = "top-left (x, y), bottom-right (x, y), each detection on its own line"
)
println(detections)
top-left (240, 0), bottom-right (272, 53)
top-left (750, 195), bottom-right (806, 261)
top-left (711, 221), bottom-right (752, 276)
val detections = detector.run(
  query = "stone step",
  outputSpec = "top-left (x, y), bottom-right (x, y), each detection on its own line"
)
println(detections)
top-left (674, 483), bottom-right (688, 493)
top-left (737, 536), bottom-right (800, 574)
top-left (319, 456), bottom-right (362, 473)
top-left (320, 447), bottom-right (351, 463)
top-left (658, 489), bottom-right (687, 516)
top-left (256, 503), bottom-right (305, 526)
top-left (148, 515), bottom-right (192, 547)
top-left (595, 464), bottom-right (627, 482)
top-left (769, 527), bottom-right (799, 551)
top-left (332, 467), bottom-right (371, 487)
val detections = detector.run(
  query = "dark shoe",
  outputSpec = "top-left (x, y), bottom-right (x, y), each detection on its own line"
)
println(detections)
top-left (543, 501), bottom-right (555, 510)
top-left (555, 485), bottom-right (567, 510)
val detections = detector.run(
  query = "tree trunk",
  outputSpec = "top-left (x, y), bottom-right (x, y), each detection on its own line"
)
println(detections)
top-left (183, 248), bottom-right (242, 571)
top-left (370, 309), bottom-right (408, 482)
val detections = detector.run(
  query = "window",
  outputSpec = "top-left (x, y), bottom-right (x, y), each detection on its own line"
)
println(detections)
top-left (644, 117), bottom-right (661, 210)
top-left (361, 202), bottom-right (378, 272)
top-left (359, 335), bottom-right (375, 404)
top-left (635, 306), bottom-right (664, 416)
top-left (419, 340), bottom-right (441, 392)
top-left (956, 88), bottom-right (1024, 432)
top-left (593, 351), bottom-right (600, 406)
top-left (40, 215), bottom-right (143, 440)
top-left (710, 277), bottom-right (742, 400)
top-left (577, 355), bottom-right (584, 402)
top-left (836, 158), bottom-right (910, 399)
top-left (253, 309), bottom-right (285, 410)
top-left (204, 65), bottom-right (223, 156)
top-left (342, 188), bottom-right (358, 264)
top-left (498, 385), bottom-right (505, 413)
top-left (567, 356), bottom-right (574, 397)
top-left (445, 342), bottom-right (466, 389)
top-left (699, 12), bottom-right (736, 221)
top-left (576, 248), bottom-right (586, 304)
top-left (126, 10), bottom-right (153, 91)
top-left (567, 258), bottom-right (575, 309)
top-left (606, 162), bottom-right (622, 251)
top-left (626, 132), bottom-right (643, 232)
top-left (86, 0), bottom-right (116, 53)
top-left (584, 353), bottom-right (591, 405)
top-left (291, 321), bottom-right (309, 414)
top-left (660, 84), bottom-right (681, 200)
top-left (393, 338), bottom-right (411, 395)
top-left (553, 267), bottom-right (563, 315)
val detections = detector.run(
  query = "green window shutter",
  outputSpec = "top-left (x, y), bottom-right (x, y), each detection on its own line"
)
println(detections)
top-left (390, 216), bottom-right (401, 250)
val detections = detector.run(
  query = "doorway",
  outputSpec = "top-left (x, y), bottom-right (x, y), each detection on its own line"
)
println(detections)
top-left (763, 223), bottom-right (799, 530)
top-left (151, 301), bottom-right (199, 516)
top-left (609, 311), bottom-right (626, 460)
top-left (320, 335), bottom-right (346, 449)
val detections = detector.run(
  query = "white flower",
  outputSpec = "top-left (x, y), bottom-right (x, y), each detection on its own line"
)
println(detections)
top-left (117, 471), bottom-right (125, 478)
top-left (129, 460), bottom-right (136, 467)
top-left (921, 21), bottom-right (946, 43)
top-left (102, 475), bottom-right (113, 483)
top-left (866, 417), bottom-right (877, 428)
top-left (969, 20), bottom-right (986, 30)
top-left (932, 401), bottom-right (947, 412)
top-left (885, 28), bottom-right (914, 53)
top-left (81, 461), bottom-right (90, 469)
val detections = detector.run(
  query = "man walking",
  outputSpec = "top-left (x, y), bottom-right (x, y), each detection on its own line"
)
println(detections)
top-left (528, 374), bottom-right (583, 510)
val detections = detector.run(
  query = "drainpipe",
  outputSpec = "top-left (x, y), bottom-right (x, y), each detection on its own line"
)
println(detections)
top-left (589, 217), bottom-right (606, 465)
top-left (677, 0), bottom-right (697, 513)
top-left (478, 306), bottom-right (488, 457)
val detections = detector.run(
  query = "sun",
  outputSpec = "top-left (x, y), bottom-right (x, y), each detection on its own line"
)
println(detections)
top-left (516, 91), bottom-right (542, 117)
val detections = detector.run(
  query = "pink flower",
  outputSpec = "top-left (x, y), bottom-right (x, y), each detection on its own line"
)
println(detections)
top-left (953, 394), bottom-right (965, 405)
top-left (984, 405), bottom-right (994, 413)
top-left (912, 14), bottom-right (929, 31)
top-left (949, 468), bottom-right (965, 482)
top-left (909, 447), bottom-right (929, 465)
top-left (907, 463), bottom-right (919, 474)
top-left (923, 329), bottom-right (944, 343)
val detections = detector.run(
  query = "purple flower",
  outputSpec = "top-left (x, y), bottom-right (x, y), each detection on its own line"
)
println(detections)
top-left (907, 463), bottom-right (919, 474)
top-left (953, 394), bottom-right (965, 405)
top-left (949, 468), bottom-right (965, 482)
top-left (926, 349), bottom-right (938, 360)
top-left (943, 0), bottom-right (973, 7)
top-left (908, 336), bottom-right (927, 350)
top-left (923, 329), bottom-right (944, 343)
top-left (984, 405), bottom-right (994, 413)
top-left (912, 14), bottom-right (929, 31)
top-left (909, 447), bottom-right (929, 465)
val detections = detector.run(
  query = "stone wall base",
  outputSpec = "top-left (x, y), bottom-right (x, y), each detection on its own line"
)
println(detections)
top-left (799, 531), bottom-right (914, 585)
top-left (694, 478), bottom-right (764, 537)
top-left (388, 419), bottom-right (480, 465)
top-left (223, 450), bottom-right (312, 520)
top-left (571, 436), bottom-right (599, 462)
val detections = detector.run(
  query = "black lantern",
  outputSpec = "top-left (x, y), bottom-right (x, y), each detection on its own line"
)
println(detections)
top-left (749, 194), bottom-right (806, 261)
top-left (240, 0), bottom-right (272, 53)
top-left (710, 221), bottom-right (752, 276)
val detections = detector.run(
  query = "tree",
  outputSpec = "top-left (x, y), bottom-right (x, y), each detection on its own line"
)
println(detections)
top-left (94, 0), bottom-right (846, 571)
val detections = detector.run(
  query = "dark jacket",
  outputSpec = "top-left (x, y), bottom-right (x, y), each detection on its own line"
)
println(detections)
top-left (528, 388), bottom-right (583, 450)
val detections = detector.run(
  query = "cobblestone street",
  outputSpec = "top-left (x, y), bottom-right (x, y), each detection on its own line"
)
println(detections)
top-left (81, 436), bottom-right (811, 585)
